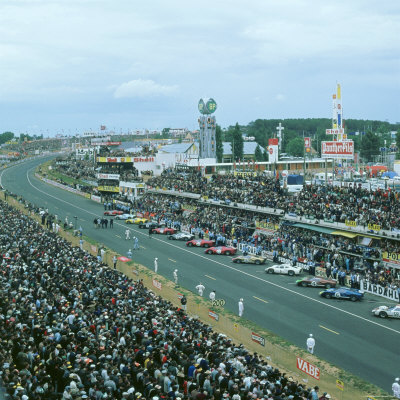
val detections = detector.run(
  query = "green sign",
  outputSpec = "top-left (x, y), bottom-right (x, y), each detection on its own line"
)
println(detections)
top-left (198, 99), bottom-right (206, 114)
top-left (206, 98), bottom-right (217, 114)
top-left (198, 98), bottom-right (217, 115)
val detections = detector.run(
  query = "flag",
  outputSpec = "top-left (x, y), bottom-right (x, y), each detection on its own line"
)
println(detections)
top-left (100, 125), bottom-right (106, 131)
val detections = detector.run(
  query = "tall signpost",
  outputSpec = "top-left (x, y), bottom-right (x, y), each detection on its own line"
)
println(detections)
top-left (322, 84), bottom-right (354, 178)
top-left (198, 98), bottom-right (217, 159)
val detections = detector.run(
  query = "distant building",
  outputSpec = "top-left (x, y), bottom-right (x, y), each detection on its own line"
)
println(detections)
top-left (169, 128), bottom-right (188, 137)
top-left (222, 142), bottom-right (259, 163)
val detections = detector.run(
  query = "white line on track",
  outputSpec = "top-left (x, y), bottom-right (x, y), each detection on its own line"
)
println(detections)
top-left (21, 167), bottom-right (400, 336)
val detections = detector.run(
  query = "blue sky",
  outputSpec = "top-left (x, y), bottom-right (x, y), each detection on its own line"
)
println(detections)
top-left (0, 0), bottom-right (399, 136)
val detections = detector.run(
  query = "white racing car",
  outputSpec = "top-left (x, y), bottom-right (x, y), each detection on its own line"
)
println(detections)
top-left (372, 304), bottom-right (400, 319)
top-left (115, 213), bottom-right (135, 220)
top-left (265, 263), bottom-right (302, 276)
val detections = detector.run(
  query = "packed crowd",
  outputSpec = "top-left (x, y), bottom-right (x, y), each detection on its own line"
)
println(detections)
top-left (148, 170), bottom-right (400, 231)
top-left (37, 160), bottom-right (400, 284)
top-left (0, 199), bottom-right (331, 400)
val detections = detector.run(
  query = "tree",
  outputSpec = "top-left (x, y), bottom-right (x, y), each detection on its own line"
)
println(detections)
top-left (396, 131), bottom-right (400, 158)
top-left (215, 125), bottom-right (223, 163)
top-left (230, 123), bottom-right (244, 161)
top-left (255, 144), bottom-right (263, 161)
top-left (161, 128), bottom-right (170, 138)
top-left (286, 137), bottom-right (305, 157)
top-left (0, 131), bottom-right (14, 145)
top-left (360, 131), bottom-right (380, 162)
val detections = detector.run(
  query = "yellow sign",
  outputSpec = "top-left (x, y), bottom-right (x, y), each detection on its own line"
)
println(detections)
top-left (367, 223), bottom-right (380, 231)
top-left (336, 379), bottom-right (344, 391)
top-left (255, 221), bottom-right (279, 231)
top-left (233, 323), bottom-right (239, 332)
top-left (382, 251), bottom-right (400, 265)
top-left (182, 204), bottom-right (197, 211)
top-left (97, 186), bottom-right (119, 193)
top-left (345, 220), bottom-right (357, 227)
top-left (96, 156), bottom-right (133, 163)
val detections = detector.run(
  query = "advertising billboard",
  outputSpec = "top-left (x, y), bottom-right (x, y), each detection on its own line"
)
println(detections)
top-left (321, 141), bottom-right (354, 159)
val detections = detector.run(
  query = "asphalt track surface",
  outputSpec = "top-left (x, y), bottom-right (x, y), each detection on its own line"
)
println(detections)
top-left (1, 157), bottom-right (399, 392)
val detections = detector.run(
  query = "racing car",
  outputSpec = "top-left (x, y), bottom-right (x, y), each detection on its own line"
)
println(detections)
top-left (115, 213), bottom-right (135, 220)
top-left (232, 255), bottom-right (266, 265)
top-left (186, 239), bottom-right (215, 248)
top-left (138, 221), bottom-right (160, 229)
top-left (265, 263), bottom-right (302, 276)
top-left (372, 304), bottom-right (400, 318)
top-left (205, 246), bottom-right (236, 255)
top-left (319, 287), bottom-right (364, 301)
top-left (296, 276), bottom-right (337, 288)
top-left (168, 232), bottom-right (195, 241)
top-left (104, 210), bottom-right (123, 216)
top-left (151, 227), bottom-right (177, 235)
top-left (126, 217), bottom-right (148, 224)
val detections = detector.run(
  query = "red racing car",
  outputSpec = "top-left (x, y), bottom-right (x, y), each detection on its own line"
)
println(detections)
top-left (186, 239), bottom-right (215, 248)
top-left (205, 246), bottom-right (237, 255)
top-left (151, 227), bottom-right (177, 235)
top-left (104, 210), bottom-right (124, 216)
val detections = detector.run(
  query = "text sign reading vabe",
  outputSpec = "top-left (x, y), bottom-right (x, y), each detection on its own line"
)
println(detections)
top-left (296, 357), bottom-right (320, 380)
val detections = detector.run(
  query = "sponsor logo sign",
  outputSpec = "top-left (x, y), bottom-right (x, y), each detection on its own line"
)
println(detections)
top-left (345, 219), bottom-right (357, 227)
top-left (97, 186), bottom-right (120, 193)
top-left (208, 310), bottom-right (219, 321)
top-left (325, 128), bottom-right (344, 135)
top-left (133, 157), bottom-right (155, 163)
top-left (361, 280), bottom-right (400, 301)
top-left (96, 173), bottom-right (120, 180)
top-left (97, 157), bottom-right (134, 163)
top-left (152, 279), bottom-right (162, 290)
top-left (367, 223), bottom-right (380, 231)
top-left (321, 140), bottom-right (354, 159)
top-left (336, 379), bottom-right (344, 391)
top-left (296, 357), bottom-right (320, 380)
top-left (255, 221), bottom-right (279, 231)
top-left (382, 251), bottom-right (400, 266)
top-left (251, 332), bottom-right (265, 347)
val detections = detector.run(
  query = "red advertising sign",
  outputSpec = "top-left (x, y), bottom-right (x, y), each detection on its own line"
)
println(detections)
top-left (208, 310), bottom-right (219, 321)
top-left (304, 137), bottom-right (311, 148)
top-left (251, 332), bottom-right (265, 346)
top-left (268, 138), bottom-right (279, 146)
top-left (133, 157), bottom-right (155, 163)
top-left (321, 140), bottom-right (354, 159)
top-left (296, 357), bottom-right (320, 380)
top-left (152, 279), bottom-right (162, 290)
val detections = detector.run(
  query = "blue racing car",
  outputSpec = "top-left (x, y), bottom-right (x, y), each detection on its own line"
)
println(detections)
top-left (319, 287), bottom-right (364, 302)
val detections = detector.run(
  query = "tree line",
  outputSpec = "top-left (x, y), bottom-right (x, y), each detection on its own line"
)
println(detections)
top-left (216, 118), bottom-right (400, 163)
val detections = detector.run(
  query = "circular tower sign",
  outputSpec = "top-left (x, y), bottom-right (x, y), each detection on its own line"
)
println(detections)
top-left (198, 98), bottom-right (217, 115)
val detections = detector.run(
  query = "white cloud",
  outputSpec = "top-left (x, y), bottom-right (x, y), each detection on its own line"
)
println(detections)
top-left (276, 94), bottom-right (285, 101)
top-left (113, 79), bottom-right (178, 99)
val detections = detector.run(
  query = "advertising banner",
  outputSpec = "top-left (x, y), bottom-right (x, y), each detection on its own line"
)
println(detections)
top-left (382, 251), bottom-right (400, 268)
top-left (152, 279), bottom-right (162, 290)
top-left (97, 186), bottom-right (120, 193)
top-left (321, 141), bottom-right (354, 159)
top-left (96, 157), bottom-right (134, 163)
top-left (360, 280), bottom-right (400, 301)
top-left (325, 128), bottom-right (344, 135)
top-left (296, 357), bottom-right (320, 380)
top-left (251, 332), bottom-right (265, 346)
top-left (96, 173), bottom-right (120, 180)
top-left (208, 310), bottom-right (219, 321)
